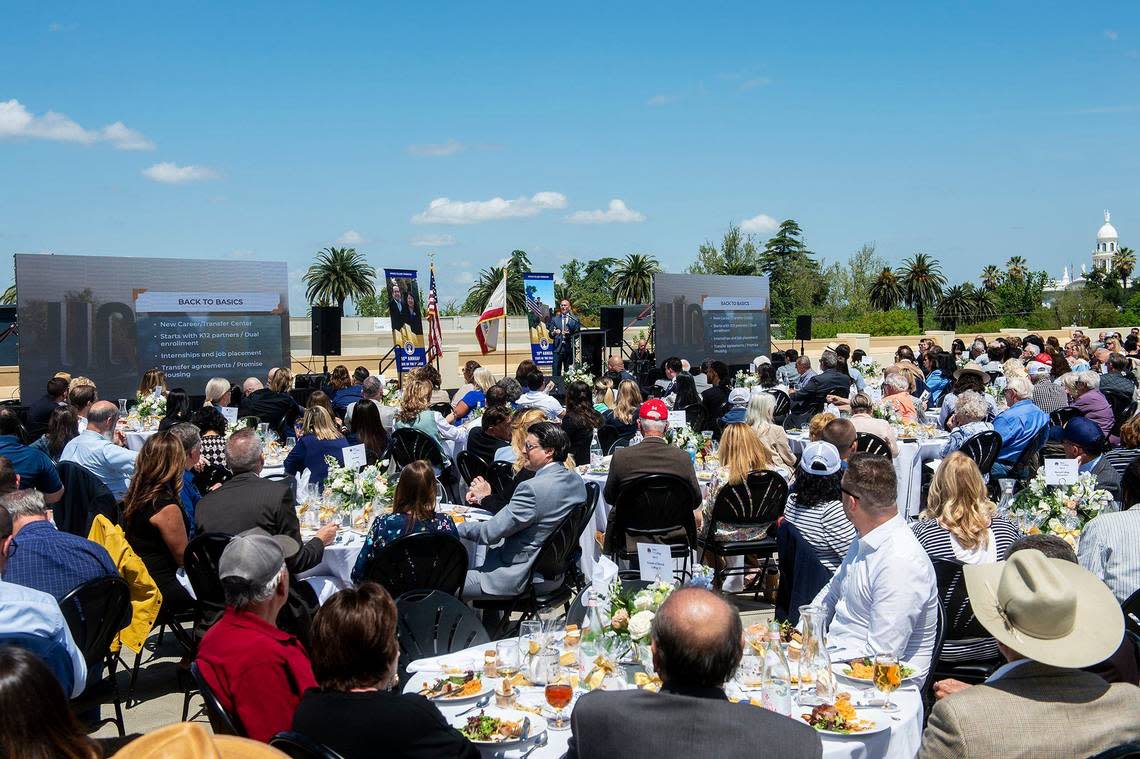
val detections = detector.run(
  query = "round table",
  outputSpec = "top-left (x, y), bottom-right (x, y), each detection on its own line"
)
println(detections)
top-left (123, 429), bottom-right (157, 451)
top-left (403, 639), bottom-right (924, 758)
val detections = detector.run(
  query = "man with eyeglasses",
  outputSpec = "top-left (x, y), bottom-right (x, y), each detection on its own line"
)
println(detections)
top-left (809, 454), bottom-right (939, 678)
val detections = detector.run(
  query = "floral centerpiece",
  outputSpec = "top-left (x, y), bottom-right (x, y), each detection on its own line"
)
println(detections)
top-left (1007, 470), bottom-right (1115, 548)
top-left (871, 400), bottom-right (901, 425)
top-left (734, 369), bottom-right (760, 388)
top-left (380, 382), bottom-right (402, 406)
top-left (666, 423), bottom-right (700, 451)
top-left (563, 365), bottom-right (595, 387)
top-left (134, 391), bottom-right (166, 422)
top-left (582, 578), bottom-right (674, 672)
top-left (322, 455), bottom-right (395, 528)
top-left (858, 357), bottom-right (883, 381)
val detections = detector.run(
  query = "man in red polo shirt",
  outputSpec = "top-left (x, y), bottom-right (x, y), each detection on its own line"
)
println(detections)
top-left (195, 528), bottom-right (316, 742)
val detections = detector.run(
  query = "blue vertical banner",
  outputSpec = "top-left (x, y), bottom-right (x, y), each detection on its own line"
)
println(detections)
top-left (384, 268), bottom-right (426, 372)
top-left (523, 272), bottom-right (556, 368)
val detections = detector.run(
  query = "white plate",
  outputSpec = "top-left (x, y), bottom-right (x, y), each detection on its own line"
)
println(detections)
top-left (802, 714), bottom-right (891, 737)
top-left (418, 674), bottom-right (494, 703)
top-left (450, 706), bottom-right (547, 746)
top-left (831, 662), bottom-right (920, 685)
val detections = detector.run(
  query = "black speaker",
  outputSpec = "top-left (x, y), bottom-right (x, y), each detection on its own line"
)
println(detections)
top-left (577, 329), bottom-right (607, 378)
top-left (600, 307), bottom-right (624, 347)
top-left (795, 315), bottom-right (812, 341)
top-left (311, 306), bottom-right (342, 356)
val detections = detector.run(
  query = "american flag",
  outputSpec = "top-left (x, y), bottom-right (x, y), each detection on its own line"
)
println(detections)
top-left (426, 261), bottom-right (444, 363)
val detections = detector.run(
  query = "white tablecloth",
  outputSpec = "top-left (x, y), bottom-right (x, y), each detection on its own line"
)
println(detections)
top-left (403, 640), bottom-right (924, 759)
top-left (123, 429), bottom-right (156, 451)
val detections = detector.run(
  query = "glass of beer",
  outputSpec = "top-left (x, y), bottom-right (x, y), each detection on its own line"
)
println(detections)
top-left (872, 652), bottom-right (902, 713)
top-left (544, 661), bottom-right (573, 730)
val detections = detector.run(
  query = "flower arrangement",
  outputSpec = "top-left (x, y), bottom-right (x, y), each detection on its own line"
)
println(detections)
top-left (984, 384), bottom-right (1004, 403)
top-left (563, 365), bottom-right (595, 387)
top-left (858, 357), bottom-right (883, 381)
top-left (734, 369), bottom-right (760, 388)
top-left (666, 423), bottom-right (700, 450)
top-left (134, 391), bottom-right (166, 420)
top-left (871, 400), bottom-right (901, 425)
top-left (1007, 470), bottom-right (1115, 548)
top-left (591, 578), bottom-right (675, 645)
top-left (323, 455), bottom-right (394, 511)
top-left (380, 382), bottom-right (402, 406)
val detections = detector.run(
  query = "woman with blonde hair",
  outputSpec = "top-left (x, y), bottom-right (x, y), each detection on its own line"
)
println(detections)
top-left (203, 377), bottom-right (231, 409)
top-left (451, 360), bottom-right (482, 407)
top-left (911, 451), bottom-right (1020, 662)
top-left (499, 407), bottom-right (547, 470)
top-left (601, 379), bottom-right (641, 440)
top-left (448, 367), bottom-right (495, 425)
top-left (593, 377), bottom-right (615, 412)
top-left (745, 392), bottom-right (796, 469)
top-left (137, 368), bottom-right (167, 397)
top-left (393, 379), bottom-right (459, 454)
top-left (269, 367), bottom-right (294, 394)
top-left (284, 405), bottom-right (352, 487)
top-left (808, 411), bottom-right (837, 441)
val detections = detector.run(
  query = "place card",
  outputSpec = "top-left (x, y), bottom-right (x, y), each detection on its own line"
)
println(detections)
top-left (341, 443), bottom-right (368, 469)
top-left (1043, 458), bottom-right (1079, 486)
top-left (219, 406), bottom-right (238, 425)
top-left (637, 543), bottom-right (673, 583)
top-left (667, 410), bottom-right (687, 429)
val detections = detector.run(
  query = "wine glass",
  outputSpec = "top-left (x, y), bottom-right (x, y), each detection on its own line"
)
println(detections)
top-left (496, 640), bottom-right (521, 678)
top-left (543, 660), bottom-right (573, 730)
top-left (872, 652), bottom-right (902, 713)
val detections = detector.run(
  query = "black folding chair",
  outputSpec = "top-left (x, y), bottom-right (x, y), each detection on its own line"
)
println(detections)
top-left (607, 435), bottom-right (633, 455)
top-left (390, 427), bottom-right (457, 500)
top-left (930, 559), bottom-right (1003, 684)
top-left (855, 432), bottom-right (892, 458)
top-left (698, 470), bottom-right (787, 591)
top-left (360, 533), bottom-right (468, 599)
top-left (487, 460), bottom-right (516, 495)
top-left (923, 599), bottom-right (947, 723)
top-left (1050, 406), bottom-right (1083, 429)
top-left (55, 462), bottom-right (118, 537)
top-left (607, 474), bottom-right (699, 580)
top-left (566, 579), bottom-right (652, 627)
top-left (1089, 742), bottom-right (1140, 759)
top-left (681, 403), bottom-right (705, 433)
top-left (59, 575), bottom-right (132, 736)
top-left (430, 401), bottom-right (454, 417)
top-left (959, 430), bottom-right (1003, 475)
top-left (456, 450), bottom-right (491, 487)
top-left (1123, 588), bottom-right (1140, 638)
top-left (774, 521), bottom-right (832, 626)
top-left (270, 732), bottom-right (347, 759)
top-left (395, 590), bottom-right (490, 687)
top-left (190, 661), bottom-right (244, 736)
top-left (766, 388), bottom-right (791, 420)
top-left (180, 532), bottom-right (233, 721)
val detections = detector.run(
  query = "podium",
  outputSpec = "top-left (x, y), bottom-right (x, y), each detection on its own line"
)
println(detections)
top-left (574, 329), bottom-right (606, 378)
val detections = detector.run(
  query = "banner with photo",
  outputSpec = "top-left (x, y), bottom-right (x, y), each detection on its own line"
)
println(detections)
top-left (523, 272), bottom-right (556, 368)
top-left (383, 268), bottom-right (426, 372)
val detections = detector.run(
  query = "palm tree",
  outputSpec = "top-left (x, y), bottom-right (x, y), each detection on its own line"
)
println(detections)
top-left (0, 284), bottom-right (14, 306)
top-left (936, 285), bottom-right (974, 330)
top-left (611, 253), bottom-right (661, 304)
top-left (1006, 256), bottom-right (1028, 282)
top-left (980, 265), bottom-right (1002, 291)
top-left (303, 247), bottom-right (376, 313)
top-left (1113, 247), bottom-right (1136, 290)
top-left (869, 267), bottom-right (903, 312)
top-left (463, 249), bottom-right (531, 314)
top-left (969, 285), bottom-right (998, 322)
top-left (898, 253), bottom-right (946, 332)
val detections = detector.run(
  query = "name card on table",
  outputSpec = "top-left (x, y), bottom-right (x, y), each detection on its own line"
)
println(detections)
top-left (637, 543), bottom-right (674, 583)
top-left (341, 444), bottom-right (368, 469)
top-left (1043, 458), bottom-right (1080, 486)
top-left (219, 406), bottom-right (238, 425)
top-left (667, 411), bottom-right (687, 429)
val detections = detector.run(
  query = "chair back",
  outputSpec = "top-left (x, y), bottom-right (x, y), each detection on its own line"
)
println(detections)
top-left (184, 533), bottom-right (233, 616)
top-left (0, 632), bottom-right (76, 696)
top-left (55, 462), bottom-right (118, 537)
top-left (566, 579), bottom-right (652, 627)
top-left (1012, 423), bottom-right (1049, 477)
top-left (430, 401), bottom-right (454, 417)
top-left (708, 470), bottom-right (788, 528)
top-left (572, 482), bottom-right (600, 550)
top-left (774, 521), bottom-right (832, 625)
top-left (361, 533), bottom-right (468, 599)
top-left (530, 506), bottom-right (583, 585)
top-left (932, 558), bottom-right (992, 643)
top-left (855, 432), bottom-right (892, 457)
top-left (395, 590), bottom-right (489, 686)
top-left (58, 575), bottom-right (132, 668)
top-left (765, 388), bottom-right (791, 418)
top-left (1088, 742), bottom-right (1140, 759)
top-left (456, 450), bottom-right (490, 486)
top-left (608, 474), bottom-right (699, 556)
top-left (1050, 406), bottom-right (1083, 428)
top-left (269, 732), bottom-right (347, 759)
top-left (958, 430), bottom-right (1003, 474)
top-left (488, 460), bottom-right (515, 494)
top-left (190, 661), bottom-right (244, 736)
top-left (681, 403), bottom-right (705, 432)
top-left (390, 428), bottom-right (447, 469)
top-left (922, 599), bottom-right (947, 718)
top-left (607, 435), bottom-right (633, 455)
top-left (1124, 588), bottom-right (1140, 638)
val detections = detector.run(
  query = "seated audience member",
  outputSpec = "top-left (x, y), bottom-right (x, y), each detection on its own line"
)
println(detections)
top-left (516, 369), bottom-right (564, 420)
top-left (720, 388), bottom-right (751, 425)
top-left (349, 400), bottom-right (388, 462)
top-left (819, 417), bottom-right (858, 462)
top-left (465, 404), bottom-right (511, 462)
top-left (688, 360), bottom-right (709, 393)
top-left (784, 442), bottom-right (857, 573)
top-left (345, 375), bottom-right (388, 430)
top-left (305, 389), bottom-right (341, 427)
top-left (700, 421), bottom-right (787, 539)
top-left (603, 399), bottom-right (701, 508)
top-left (0, 506), bottom-right (87, 697)
top-left (938, 391), bottom-right (994, 458)
top-left (120, 431), bottom-right (195, 615)
top-left (1061, 416), bottom-right (1122, 502)
top-left (138, 367), bottom-right (167, 398)
top-left (991, 377), bottom-right (1048, 477)
top-left (467, 409), bottom-right (547, 513)
top-left (197, 428), bottom-right (335, 576)
top-left (203, 376), bottom-right (232, 411)
top-left (911, 453), bottom-right (1020, 663)
top-left (667, 372), bottom-right (701, 414)
top-left (831, 343), bottom-right (865, 392)
top-left (777, 349), bottom-right (801, 387)
top-left (565, 587), bottom-right (823, 759)
top-left (392, 379), bottom-right (459, 457)
top-left (1030, 362), bottom-right (1067, 414)
top-left (1062, 370), bottom-right (1118, 443)
top-left (1104, 413), bottom-right (1140, 477)
top-left (167, 422), bottom-right (204, 529)
top-left (322, 364), bottom-right (351, 401)
top-left (157, 387), bottom-right (192, 431)
top-left (458, 422), bottom-right (585, 600)
top-left (918, 548), bottom-right (1140, 759)
top-left (789, 350), bottom-right (851, 425)
top-left (190, 405), bottom-right (231, 488)
top-left (593, 376), bottom-right (615, 412)
top-left (923, 352), bottom-right (950, 408)
top-left (847, 393), bottom-right (900, 457)
top-left (447, 367), bottom-right (495, 425)
top-left (807, 412), bottom-right (837, 441)
top-left (746, 391), bottom-right (796, 469)
top-left (1100, 352), bottom-right (1137, 399)
top-left (892, 347), bottom-right (927, 397)
top-left (653, 356), bottom-right (684, 395)
top-left (602, 380), bottom-right (643, 441)
top-left (491, 408), bottom-right (547, 468)
top-left (450, 360), bottom-right (481, 408)
top-left (880, 372), bottom-right (918, 421)
top-left (61, 400), bottom-right (137, 500)
top-left (238, 372), bottom-right (303, 440)
top-left (351, 459), bottom-right (459, 583)
top-left (604, 354), bottom-right (634, 385)
top-left (196, 530), bottom-right (316, 743)
top-left (795, 355), bottom-right (817, 387)
top-left (939, 363), bottom-right (994, 428)
top-left (1078, 468), bottom-right (1140, 603)
top-left (331, 366), bottom-right (370, 417)
top-left (561, 380), bottom-right (604, 464)
top-left (292, 583), bottom-right (479, 758)
top-left (68, 382), bottom-right (98, 433)
top-left (0, 408), bottom-right (63, 503)
top-left (25, 376), bottom-right (69, 438)
top-left (700, 361), bottom-right (732, 422)
top-left (31, 405), bottom-right (79, 464)
top-left (495, 375), bottom-right (523, 404)
top-left (284, 406), bottom-right (353, 487)
top-left (810, 454), bottom-right (940, 676)
top-left (412, 364), bottom-right (451, 407)
top-left (0, 489), bottom-right (117, 601)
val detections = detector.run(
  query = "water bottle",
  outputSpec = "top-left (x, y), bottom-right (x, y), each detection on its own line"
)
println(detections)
top-left (630, 430), bottom-right (643, 445)
top-left (685, 438), bottom-right (697, 466)
top-left (761, 621), bottom-right (793, 716)
top-left (997, 479), bottom-right (1016, 517)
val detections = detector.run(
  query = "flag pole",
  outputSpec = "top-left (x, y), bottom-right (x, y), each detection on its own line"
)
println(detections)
top-left (502, 268), bottom-right (508, 377)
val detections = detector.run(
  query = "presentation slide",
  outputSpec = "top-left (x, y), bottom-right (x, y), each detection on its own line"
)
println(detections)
top-left (653, 273), bottom-right (769, 368)
top-left (15, 254), bottom-right (289, 402)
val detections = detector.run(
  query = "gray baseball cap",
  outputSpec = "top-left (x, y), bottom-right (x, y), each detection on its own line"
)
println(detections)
top-left (218, 528), bottom-right (299, 589)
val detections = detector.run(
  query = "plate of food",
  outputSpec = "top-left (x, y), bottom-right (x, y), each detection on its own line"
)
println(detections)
top-left (801, 696), bottom-right (888, 736)
top-left (833, 657), bottom-right (919, 684)
top-left (418, 671), bottom-right (492, 702)
top-left (452, 708), bottom-right (546, 746)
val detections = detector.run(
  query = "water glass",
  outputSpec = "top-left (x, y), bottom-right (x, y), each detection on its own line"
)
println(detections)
top-left (258, 422), bottom-right (269, 437)
top-left (285, 436), bottom-right (297, 451)
top-left (520, 620), bottom-right (544, 658)
top-left (118, 398), bottom-right (128, 415)
top-left (496, 639), bottom-right (521, 678)
top-left (529, 647), bottom-right (559, 686)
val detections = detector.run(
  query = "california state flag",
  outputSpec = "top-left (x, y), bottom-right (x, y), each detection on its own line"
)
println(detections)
top-left (475, 272), bottom-right (507, 354)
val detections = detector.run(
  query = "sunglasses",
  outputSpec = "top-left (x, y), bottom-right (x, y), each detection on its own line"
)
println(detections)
top-left (840, 486), bottom-right (860, 501)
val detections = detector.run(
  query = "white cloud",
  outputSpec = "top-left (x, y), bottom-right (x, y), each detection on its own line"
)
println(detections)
top-left (408, 139), bottom-right (465, 157)
top-left (740, 212), bottom-right (779, 233)
top-left (412, 191), bottom-right (567, 225)
top-left (411, 234), bottom-right (457, 247)
top-left (0, 99), bottom-right (154, 150)
top-left (1105, 30), bottom-right (1119, 41)
top-left (334, 229), bottom-right (366, 246)
top-left (646, 94), bottom-right (679, 107)
top-left (141, 162), bottom-right (219, 184)
top-left (566, 199), bottom-right (646, 224)
top-left (229, 249), bottom-right (257, 259)
top-left (740, 76), bottom-right (772, 91)
top-left (454, 271), bottom-right (475, 285)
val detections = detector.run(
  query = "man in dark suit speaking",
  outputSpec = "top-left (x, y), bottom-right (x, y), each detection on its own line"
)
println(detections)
top-left (548, 298), bottom-right (580, 381)
top-left (565, 587), bottom-right (823, 759)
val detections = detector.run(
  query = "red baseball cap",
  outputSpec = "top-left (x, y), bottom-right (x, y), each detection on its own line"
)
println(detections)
top-left (1035, 353), bottom-right (1053, 365)
top-left (639, 399), bottom-right (669, 421)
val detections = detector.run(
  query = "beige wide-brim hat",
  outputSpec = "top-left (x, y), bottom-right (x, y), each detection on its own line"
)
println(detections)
top-left (953, 361), bottom-right (988, 380)
top-left (964, 550), bottom-right (1124, 669)
top-left (113, 723), bottom-right (289, 758)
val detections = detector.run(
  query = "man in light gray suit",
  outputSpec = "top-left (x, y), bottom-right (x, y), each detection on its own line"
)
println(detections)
top-left (458, 421), bottom-right (586, 599)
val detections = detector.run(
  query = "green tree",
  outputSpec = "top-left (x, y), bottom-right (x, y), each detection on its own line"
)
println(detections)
top-left (969, 284), bottom-right (998, 322)
top-left (556, 257), bottom-right (617, 323)
top-left (980, 265), bottom-right (1002, 291)
top-left (898, 252), bottom-right (946, 332)
top-left (353, 293), bottom-right (387, 317)
top-left (869, 267), bottom-right (903, 312)
top-left (303, 247), bottom-right (376, 313)
top-left (936, 284), bottom-right (975, 330)
top-left (1006, 256), bottom-right (1029, 282)
top-left (0, 284), bottom-right (14, 306)
top-left (611, 253), bottom-right (661, 304)
top-left (462, 249), bottom-right (532, 315)
top-left (759, 219), bottom-right (826, 321)
top-left (1113, 247), bottom-right (1136, 291)
top-left (687, 225), bottom-right (761, 276)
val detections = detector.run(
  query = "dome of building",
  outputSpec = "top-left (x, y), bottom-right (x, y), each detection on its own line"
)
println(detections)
top-left (1098, 210), bottom-right (1118, 240)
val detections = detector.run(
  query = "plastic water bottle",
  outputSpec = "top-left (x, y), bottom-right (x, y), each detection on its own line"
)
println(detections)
top-left (630, 430), bottom-right (643, 445)
top-left (685, 438), bottom-right (697, 466)
top-left (761, 621), bottom-right (793, 716)
top-left (590, 430), bottom-right (603, 465)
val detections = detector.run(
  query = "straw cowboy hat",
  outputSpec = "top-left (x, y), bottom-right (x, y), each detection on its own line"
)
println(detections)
top-left (953, 361), bottom-right (988, 381)
top-left (964, 549), bottom-right (1124, 669)
top-left (112, 723), bottom-right (289, 758)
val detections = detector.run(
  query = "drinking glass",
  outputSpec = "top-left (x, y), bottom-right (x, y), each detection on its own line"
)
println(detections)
top-left (530, 647), bottom-right (558, 686)
top-left (543, 660), bottom-right (572, 730)
top-left (118, 398), bottom-right (128, 415)
top-left (496, 640), bottom-right (521, 678)
top-left (872, 652), bottom-right (902, 713)
top-left (520, 620), bottom-right (543, 660)
top-left (257, 422), bottom-right (269, 437)
top-left (285, 436), bottom-right (297, 451)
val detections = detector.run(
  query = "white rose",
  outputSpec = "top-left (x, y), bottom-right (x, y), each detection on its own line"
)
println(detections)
top-left (632, 592), bottom-right (654, 611)
top-left (628, 610), bottom-right (655, 641)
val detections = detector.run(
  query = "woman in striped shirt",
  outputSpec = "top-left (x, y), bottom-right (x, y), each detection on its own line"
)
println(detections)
top-left (911, 452), bottom-right (1021, 663)
top-left (782, 440), bottom-right (856, 574)
top-left (1104, 414), bottom-right (1140, 478)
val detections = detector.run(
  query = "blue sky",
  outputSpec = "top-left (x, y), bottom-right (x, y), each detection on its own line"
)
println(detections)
top-left (2, 2), bottom-right (1139, 313)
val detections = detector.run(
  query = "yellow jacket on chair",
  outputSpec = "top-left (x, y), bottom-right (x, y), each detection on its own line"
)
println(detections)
top-left (87, 514), bottom-right (163, 653)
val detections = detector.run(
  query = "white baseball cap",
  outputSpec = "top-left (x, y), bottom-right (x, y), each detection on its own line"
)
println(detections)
top-left (798, 441), bottom-right (842, 476)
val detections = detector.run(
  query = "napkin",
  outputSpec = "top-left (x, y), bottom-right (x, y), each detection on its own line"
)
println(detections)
top-left (405, 648), bottom-right (483, 674)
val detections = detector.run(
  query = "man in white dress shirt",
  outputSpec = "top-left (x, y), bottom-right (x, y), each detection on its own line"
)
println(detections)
top-left (809, 453), bottom-right (940, 676)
